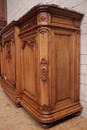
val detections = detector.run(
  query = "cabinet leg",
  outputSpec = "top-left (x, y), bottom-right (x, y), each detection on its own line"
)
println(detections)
top-left (40, 123), bottom-right (53, 129)
top-left (73, 111), bottom-right (81, 117)
top-left (15, 102), bottom-right (22, 107)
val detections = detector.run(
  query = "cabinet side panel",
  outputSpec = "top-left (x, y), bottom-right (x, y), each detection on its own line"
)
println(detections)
top-left (55, 34), bottom-right (71, 101)
top-left (51, 29), bottom-right (75, 105)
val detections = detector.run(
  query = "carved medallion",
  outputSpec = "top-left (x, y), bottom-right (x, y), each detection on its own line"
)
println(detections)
top-left (40, 58), bottom-right (48, 82)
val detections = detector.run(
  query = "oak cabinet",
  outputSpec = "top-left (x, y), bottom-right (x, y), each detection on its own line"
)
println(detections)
top-left (1, 22), bottom-right (21, 104)
top-left (1, 5), bottom-right (83, 128)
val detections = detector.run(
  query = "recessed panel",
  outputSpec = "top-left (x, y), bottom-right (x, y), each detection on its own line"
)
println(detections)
top-left (51, 30), bottom-right (73, 103)
top-left (23, 44), bottom-right (36, 100)
top-left (56, 34), bottom-right (70, 101)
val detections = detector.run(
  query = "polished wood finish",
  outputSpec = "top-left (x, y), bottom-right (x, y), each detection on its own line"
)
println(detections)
top-left (1, 22), bottom-right (21, 104)
top-left (0, 5), bottom-right (83, 128)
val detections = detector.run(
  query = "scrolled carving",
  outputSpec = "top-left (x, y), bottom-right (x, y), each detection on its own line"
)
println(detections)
top-left (22, 37), bottom-right (35, 49)
top-left (6, 42), bottom-right (11, 59)
top-left (38, 27), bottom-right (49, 35)
top-left (40, 58), bottom-right (48, 82)
top-left (3, 33), bottom-right (15, 44)
top-left (40, 104), bottom-right (51, 111)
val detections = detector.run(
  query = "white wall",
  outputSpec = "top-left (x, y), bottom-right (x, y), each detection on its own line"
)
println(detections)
top-left (7, 0), bottom-right (87, 116)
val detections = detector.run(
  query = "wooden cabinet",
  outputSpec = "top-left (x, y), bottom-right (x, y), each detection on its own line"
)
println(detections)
top-left (1, 22), bottom-right (21, 104)
top-left (0, 5), bottom-right (83, 128)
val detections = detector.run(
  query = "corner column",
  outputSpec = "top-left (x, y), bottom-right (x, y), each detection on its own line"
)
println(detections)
top-left (37, 12), bottom-right (51, 111)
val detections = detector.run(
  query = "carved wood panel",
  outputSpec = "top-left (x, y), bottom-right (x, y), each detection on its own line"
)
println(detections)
top-left (21, 36), bottom-right (37, 101)
top-left (2, 32), bottom-right (16, 88)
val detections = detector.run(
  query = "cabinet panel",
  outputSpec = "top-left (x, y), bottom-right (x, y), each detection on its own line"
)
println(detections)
top-left (56, 34), bottom-right (70, 101)
top-left (2, 34), bottom-right (16, 87)
top-left (51, 29), bottom-right (75, 105)
top-left (21, 36), bottom-right (37, 101)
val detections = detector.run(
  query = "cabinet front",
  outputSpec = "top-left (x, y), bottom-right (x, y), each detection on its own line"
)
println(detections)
top-left (2, 32), bottom-right (16, 88)
top-left (50, 28), bottom-right (79, 108)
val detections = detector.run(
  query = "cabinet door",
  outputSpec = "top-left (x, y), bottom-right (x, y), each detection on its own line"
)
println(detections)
top-left (2, 33), bottom-right (16, 88)
top-left (21, 35), bottom-right (37, 102)
top-left (50, 28), bottom-right (79, 108)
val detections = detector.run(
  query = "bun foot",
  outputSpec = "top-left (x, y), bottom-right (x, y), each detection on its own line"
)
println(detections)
top-left (40, 123), bottom-right (53, 129)
top-left (73, 111), bottom-right (81, 117)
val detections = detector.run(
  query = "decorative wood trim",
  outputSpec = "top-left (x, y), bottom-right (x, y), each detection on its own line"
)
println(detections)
top-left (22, 18), bottom-right (37, 30)
top-left (22, 37), bottom-right (35, 49)
top-left (40, 58), bottom-right (48, 82)
top-left (3, 32), bottom-right (15, 43)
top-left (37, 12), bottom-right (51, 25)
top-left (38, 27), bottom-right (49, 34)
top-left (6, 42), bottom-right (11, 59)
top-left (40, 104), bottom-right (51, 111)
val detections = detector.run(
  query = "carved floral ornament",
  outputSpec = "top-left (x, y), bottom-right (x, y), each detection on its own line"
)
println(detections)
top-left (37, 12), bottom-right (50, 23)
top-left (38, 27), bottom-right (49, 35)
top-left (40, 104), bottom-right (51, 111)
top-left (3, 33), bottom-right (15, 59)
top-left (22, 37), bottom-right (35, 49)
top-left (3, 33), bottom-right (15, 44)
top-left (40, 58), bottom-right (48, 83)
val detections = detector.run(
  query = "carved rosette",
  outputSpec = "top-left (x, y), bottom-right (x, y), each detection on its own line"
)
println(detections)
top-left (40, 104), bottom-right (51, 111)
top-left (40, 58), bottom-right (48, 83)
top-left (37, 12), bottom-right (50, 25)
top-left (22, 37), bottom-right (35, 49)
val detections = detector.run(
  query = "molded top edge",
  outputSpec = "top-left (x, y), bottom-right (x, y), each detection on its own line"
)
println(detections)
top-left (1, 4), bottom-right (84, 35)
top-left (18, 4), bottom-right (84, 24)
top-left (1, 21), bottom-right (18, 35)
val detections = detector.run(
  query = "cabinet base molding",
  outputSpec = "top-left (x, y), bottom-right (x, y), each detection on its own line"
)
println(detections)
top-left (20, 95), bottom-right (82, 125)
top-left (0, 79), bottom-right (21, 106)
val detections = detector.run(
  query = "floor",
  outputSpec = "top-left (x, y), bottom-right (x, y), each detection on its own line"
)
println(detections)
top-left (0, 86), bottom-right (87, 130)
